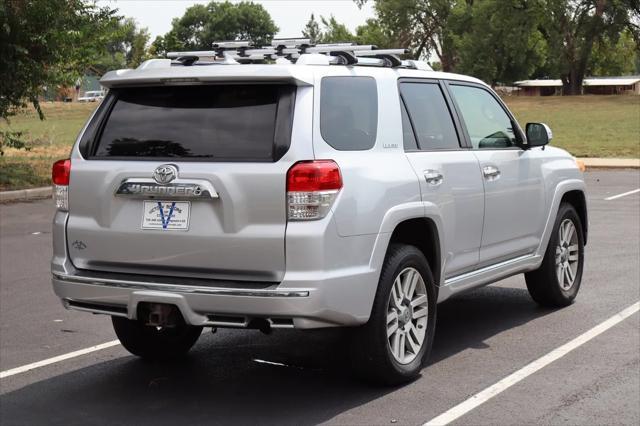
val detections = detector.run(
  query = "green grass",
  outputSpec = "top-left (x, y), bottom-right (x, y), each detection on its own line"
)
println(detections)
top-left (504, 95), bottom-right (640, 158)
top-left (1, 96), bottom-right (639, 191)
top-left (1, 102), bottom-right (97, 190)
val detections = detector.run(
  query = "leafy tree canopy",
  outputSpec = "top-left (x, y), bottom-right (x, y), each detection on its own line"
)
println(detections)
top-left (539, 0), bottom-right (640, 94)
top-left (0, 0), bottom-right (118, 120)
top-left (0, 0), bottom-right (119, 152)
top-left (319, 15), bottom-right (355, 43)
top-left (301, 13), bottom-right (394, 47)
top-left (358, 0), bottom-right (472, 70)
top-left (302, 13), bottom-right (322, 44)
top-left (357, 0), bottom-right (639, 93)
top-left (92, 17), bottom-right (150, 74)
top-left (152, 1), bottom-right (278, 54)
top-left (456, 0), bottom-right (547, 86)
top-left (589, 28), bottom-right (638, 76)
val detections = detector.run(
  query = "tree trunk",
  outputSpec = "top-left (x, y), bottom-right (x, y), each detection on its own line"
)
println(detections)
top-left (562, 0), bottom-right (607, 96)
top-left (562, 69), bottom-right (583, 95)
top-left (440, 47), bottom-right (455, 72)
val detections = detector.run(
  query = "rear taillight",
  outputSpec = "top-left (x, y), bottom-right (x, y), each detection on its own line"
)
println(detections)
top-left (52, 159), bottom-right (70, 211)
top-left (287, 160), bottom-right (342, 220)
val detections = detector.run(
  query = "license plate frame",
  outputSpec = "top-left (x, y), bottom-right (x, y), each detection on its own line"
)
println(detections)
top-left (141, 201), bottom-right (191, 231)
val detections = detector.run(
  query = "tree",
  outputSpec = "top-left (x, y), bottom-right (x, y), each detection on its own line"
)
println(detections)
top-left (456, 0), bottom-right (547, 86)
top-left (0, 0), bottom-right (117, 152)
top-left (539, 0), bottom-right (639, 95)
top-left (320, 15), bottom-right (355, 43)
top-left (589, 29), bottom-right (638, 75)
top-left (125, 20), bottom-right (151, 68)
top-left (358, 0), bottom-right (473, 70)
top-left (303, 13), bottom-right (322, 43)
top-left (92, 17), bottom-right (150, 73)
top-left (159, 1), bottom-right (278, 52)
top-left (355, 18), bottom-right (395, 47)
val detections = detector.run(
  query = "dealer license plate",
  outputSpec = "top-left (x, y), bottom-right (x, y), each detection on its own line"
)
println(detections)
top-left (142, 201), bottom-right (190, 231)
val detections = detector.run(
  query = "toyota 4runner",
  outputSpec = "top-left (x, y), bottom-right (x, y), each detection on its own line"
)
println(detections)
top-left (51, 41), bottom-right (587, 385)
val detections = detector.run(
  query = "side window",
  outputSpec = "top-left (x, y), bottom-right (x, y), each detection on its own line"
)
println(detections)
top-left (320, 76), bottom-right (378, 150)
top-left (399, 82), bottom-right (460, 150)
top-left (449, 85), bottom-right (517, 149)
top-left (401, 100), bottom-right (418, 150)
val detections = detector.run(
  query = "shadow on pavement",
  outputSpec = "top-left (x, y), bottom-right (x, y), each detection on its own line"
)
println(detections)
top-left (431, 285), bottom-right (553, 364)
top-left (0, 285), bottom-right (553, 425)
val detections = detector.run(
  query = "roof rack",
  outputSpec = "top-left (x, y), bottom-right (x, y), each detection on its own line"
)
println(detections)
top-left (166, 39), bottom-right (432, 70)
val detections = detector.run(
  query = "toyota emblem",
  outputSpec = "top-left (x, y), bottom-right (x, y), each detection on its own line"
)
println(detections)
top-left (153, 164), bottom-right (178, 184)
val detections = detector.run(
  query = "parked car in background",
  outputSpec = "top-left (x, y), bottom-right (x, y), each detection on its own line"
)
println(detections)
top-left (77, 90), bottom-right (106, 102)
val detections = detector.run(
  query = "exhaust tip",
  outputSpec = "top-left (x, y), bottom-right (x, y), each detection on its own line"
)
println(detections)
top-left (248, 318), bottom-right (272, 334)
top-left (139, 303), bottom-right (181, 327)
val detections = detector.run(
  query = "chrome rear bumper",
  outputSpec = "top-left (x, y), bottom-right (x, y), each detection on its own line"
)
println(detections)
top-left (51, 270), bottom-right (367, 329)
top-left (53, 272), bottom-right (309, 298)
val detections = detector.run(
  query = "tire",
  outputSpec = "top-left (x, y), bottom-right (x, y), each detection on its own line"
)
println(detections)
top-left (351, 244), bottom-right (437, 386)
top-left (525, 202), bottom-right (585, 307)
top-left (112, 315), bottom-right (202, 361)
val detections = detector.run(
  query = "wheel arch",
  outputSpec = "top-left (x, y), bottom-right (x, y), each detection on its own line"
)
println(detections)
top-left (537, 180), bottom-right (588, 258)
top-left (387, 218), bottom-right (442, 288)
top-left (366, 204), bottom-right (444, 321)
top-left (560, 190), bottom-right (588, 245)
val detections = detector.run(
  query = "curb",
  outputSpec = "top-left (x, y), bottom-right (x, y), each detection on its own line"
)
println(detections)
top-left (0, 187), bottom-right (52, 203)
top-left (579, 158), bottom-right (640, 169)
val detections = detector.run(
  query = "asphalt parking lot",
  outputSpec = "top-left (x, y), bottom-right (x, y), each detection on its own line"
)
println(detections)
top-left (0, 169), bottom-right (638, 426)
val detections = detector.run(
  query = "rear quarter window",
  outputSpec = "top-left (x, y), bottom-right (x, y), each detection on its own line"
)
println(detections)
top-left (90, 84), bottom-right (294, 161)
top-left (320, 76), bottom-right (378, 151)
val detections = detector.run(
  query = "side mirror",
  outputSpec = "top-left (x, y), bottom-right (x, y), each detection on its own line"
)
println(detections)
top-left (526, 122), bottom-right (553, 147)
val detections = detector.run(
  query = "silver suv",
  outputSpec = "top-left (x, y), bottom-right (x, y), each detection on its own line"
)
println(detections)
top-left (51, 42), bottom-right (587, 384)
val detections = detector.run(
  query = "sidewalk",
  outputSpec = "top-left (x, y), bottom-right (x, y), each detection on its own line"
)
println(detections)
top-left (579, 158), bottom-right (640, 168)
top-left (1, 157), bottom-right (638, 203)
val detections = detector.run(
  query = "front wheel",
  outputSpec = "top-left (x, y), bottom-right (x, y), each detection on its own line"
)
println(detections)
top-left (351, 244), bottom-right (437, 385)
top-left (525, 203), bottom-right (585, 307)
top-left (112, 316), bottom-right (202, 361)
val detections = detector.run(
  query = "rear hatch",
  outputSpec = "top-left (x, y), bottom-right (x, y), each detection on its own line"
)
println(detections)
top-left (66, 84), bottom-right (297, 282)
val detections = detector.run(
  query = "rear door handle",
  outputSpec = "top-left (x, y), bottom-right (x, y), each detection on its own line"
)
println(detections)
top-left (482, 165), bottom-right (501, 180)
top-left (424, 170), bottom-right (444, 186)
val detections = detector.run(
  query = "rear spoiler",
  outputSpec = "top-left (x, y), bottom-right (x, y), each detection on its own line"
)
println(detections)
top-left (100, 63), bottom-right (313, 88)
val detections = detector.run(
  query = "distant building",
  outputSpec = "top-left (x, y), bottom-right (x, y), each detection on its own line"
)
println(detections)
top-left (514, 76), bottom-right (640, 96)
top-left (583, 77), bottom-right (640, 95)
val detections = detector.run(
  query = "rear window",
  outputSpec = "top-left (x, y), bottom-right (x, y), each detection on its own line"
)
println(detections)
top-left (320, 76), bottom-right (378, 150)
top-left (91, 85), bottom-right (294, 161)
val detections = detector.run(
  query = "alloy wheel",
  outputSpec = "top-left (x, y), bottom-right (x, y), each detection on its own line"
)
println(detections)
top-left (555, 218), bottom-right (580, 290)
top-left (386, 267), bottom-right (429, 364)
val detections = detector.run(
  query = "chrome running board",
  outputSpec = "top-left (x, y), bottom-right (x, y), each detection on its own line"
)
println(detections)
top-left (438, 254), bottom-right (542, 303)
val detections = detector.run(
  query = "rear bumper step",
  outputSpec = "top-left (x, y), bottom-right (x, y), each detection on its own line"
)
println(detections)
top-left (53, 272), bottom-right (309, 298)
top-left (51, 268), bottom-right (370, 329)
top-left (63, 298), bottom-right (296, 329)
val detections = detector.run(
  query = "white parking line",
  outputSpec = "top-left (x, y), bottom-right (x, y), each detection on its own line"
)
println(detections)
top-left (0, 340), bottom-right (120, 379)
top-left (423, 301), bottom-right (640, 426)
top-left (605, 188), bottom-right (640, 201)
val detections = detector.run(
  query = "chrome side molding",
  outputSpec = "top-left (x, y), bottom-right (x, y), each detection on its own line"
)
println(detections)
top-left (444, 254), bottom-right (535, 286)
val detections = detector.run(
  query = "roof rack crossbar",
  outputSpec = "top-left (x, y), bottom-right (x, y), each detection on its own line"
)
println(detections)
top-left (165, 41), bottom-right (428, 69)
top-left (271, 38), bottom-right (311, 47)
top-left (354, 49), bottom-right (408, 56)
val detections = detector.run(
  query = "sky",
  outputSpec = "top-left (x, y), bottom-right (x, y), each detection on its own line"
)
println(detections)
top-left (96, 0), bottom-right (376, 41)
